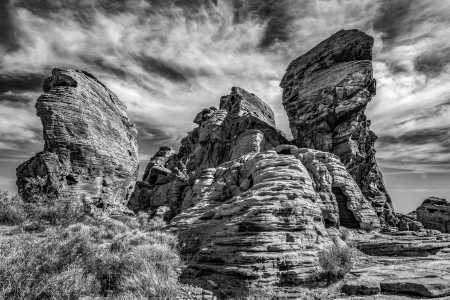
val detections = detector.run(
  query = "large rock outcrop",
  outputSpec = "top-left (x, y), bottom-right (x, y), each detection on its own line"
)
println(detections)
top-left (132, 86), bottom-right (380, 296)
top-left (416, 197), bottom-right (450, 233)
top-left (280, 29), bottom-right (395, 226)
top-left (17, 68), bottom-right (138, 214)
top-left (129, 87), bottom-right (288, 214)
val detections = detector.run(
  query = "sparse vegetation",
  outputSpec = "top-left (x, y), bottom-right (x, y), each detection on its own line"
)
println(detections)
top-left (245, 284), bottom-right (278, 300)
top-left (318, 243), bottom-right (354, 281)
top-left (0, 190), bottom-right (85, 227)
top-left (0, 191), bottom-right (26, 225)
top-left (0, 216), bottom-right (181, 299)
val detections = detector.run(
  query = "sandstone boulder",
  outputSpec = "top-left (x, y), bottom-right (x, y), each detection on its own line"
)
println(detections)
top-left (280, 29), bottom-right (395, 227)
top-left (17, 68), bottom-right (138, 214)
top-left (416, 197), bottom-right (450, 233)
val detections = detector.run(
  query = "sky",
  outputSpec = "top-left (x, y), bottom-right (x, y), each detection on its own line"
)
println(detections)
top-left (0, 0), bottom-right (449, 213)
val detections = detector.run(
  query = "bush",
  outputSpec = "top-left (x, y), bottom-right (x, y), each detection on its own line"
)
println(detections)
top-left (318, 244), bottom-right (354, 281)
top-left (24, 196), bottom-right (86, 227)
top-left (0, 189), bottom-right (84, 227)
top-left (0, 191), bottom-right (26, 225)
top-left (0, 218), bottom-right (181, 299)
top-left (246, 285), bottom-right (277, 299)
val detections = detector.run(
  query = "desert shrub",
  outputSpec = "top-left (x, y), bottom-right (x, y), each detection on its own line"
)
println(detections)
top-left (0, 218), bottom-right (181, 299)
top-left (0, 188), bottom-right (85, 228)
top-left (245, 285), bottom-right (278, 299)
top-left (87, 229), bottom-right (180, 298)
top-left (0, 191), bottom-right (26, 225)
top-left (0, 224), bottom-right (96, 299)
top-left (24, 197), bottom-right (86, 227)
top-left (318, 244), bottom-right (354, 281)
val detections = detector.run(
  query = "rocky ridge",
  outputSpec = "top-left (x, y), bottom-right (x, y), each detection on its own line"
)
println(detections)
top-left (17, 68), bottom-right (138, 214)
top-left (280, 29), bottom-right (395, 227)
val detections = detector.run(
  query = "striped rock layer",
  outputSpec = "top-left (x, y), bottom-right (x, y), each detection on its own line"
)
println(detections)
top-left (132, 86), bottom-right (380, 296)
top-left (280, 29), bottom-right (396, 227)
top-left (17, 68), bottom-right (138, 214)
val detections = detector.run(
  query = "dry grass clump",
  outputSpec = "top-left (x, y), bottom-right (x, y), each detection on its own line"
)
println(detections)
top-left (0, 191), bottom-right (26, 225)
top-left (0, 217), bottom-right (181, 299)
top-left (318, 243), bottom-right (354, 281)
top-left (0, 189), bottom-right (84, 228)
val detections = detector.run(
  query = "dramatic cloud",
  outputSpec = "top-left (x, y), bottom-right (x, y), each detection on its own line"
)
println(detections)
top-left (0, 0), bottom-right (449, 210)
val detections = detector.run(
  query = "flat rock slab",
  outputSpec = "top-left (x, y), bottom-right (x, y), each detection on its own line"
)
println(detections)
top-left (357, 240), bottom-right (450, 257)
top-left (342, 278), bottom-right (380, 295)
top-left (380, 277), bottom-right (450, 298)
top-left (355, 232), bottom-right (450, 257)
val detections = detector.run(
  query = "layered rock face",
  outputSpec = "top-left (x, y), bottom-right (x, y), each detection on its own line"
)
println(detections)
top-left (17, 68), bottom-right (138, 213)
top-left (416, 197), bottom-right (450, 233)
top-left (173, 147), bottom-right (379, 295)
top-left (280, 29), bottom-right (395, 226)
top-left (129, 87), bottom-right (287, 214)
top-left (132, 86), bottom-right (380, 296)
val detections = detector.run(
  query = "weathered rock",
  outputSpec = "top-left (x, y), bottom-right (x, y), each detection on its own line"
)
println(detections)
top-left (280, 29), bottom-right (395, 226)
top-left (17, 68), bottom-right (138, 214)
top-left (356, 232), bottom-right (450, 257)
top-left (178, 86), bottom-right (287, 173)
top-left (172, 150), bottom-right (334, 296)
top-left (297, 148), bottom-right (380, 230)
top-left (343, 230), bottom-right (450, 299)
top-left (129, 86), bottom-right (382, 296)
top-left (396, 212), bottom-right (424, 232)
top-left (129, 87), bottom-right (288, 215)
top-left (128, 146), bottom-right (187, 214)
top-left (380, 277), bottom-right (450, 298)
top-left (342, 278), bottom-right (380, 296)
top-left (172, 148), bottom-right (378, 296)
top-left (416, 197), bottom-right (450, 233)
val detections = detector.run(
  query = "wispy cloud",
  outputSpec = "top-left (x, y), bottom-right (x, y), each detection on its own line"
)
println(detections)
top-left (0, 0), bottom-right (449, 175)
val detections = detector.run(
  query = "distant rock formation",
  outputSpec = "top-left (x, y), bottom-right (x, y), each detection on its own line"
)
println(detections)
top-left (416, 197), bottom-right (450, 233)
top-left (17, 68), bottom-right (138, 214)
top-left (132, 86), bottom-right (379, 296)
top-left (280, 29), bottom-right (395, 227)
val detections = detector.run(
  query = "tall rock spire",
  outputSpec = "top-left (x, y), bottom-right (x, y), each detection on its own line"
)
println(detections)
top-left (17, 68), bottom-right (138, 214)
top-left (280, 29), bottom-right (396, 226)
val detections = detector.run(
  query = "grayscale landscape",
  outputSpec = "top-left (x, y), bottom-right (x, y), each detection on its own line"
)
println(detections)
top-left (0, 1), bottom-right (449, 299)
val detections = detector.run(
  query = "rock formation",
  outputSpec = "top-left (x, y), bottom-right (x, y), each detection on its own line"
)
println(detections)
top-left (129, 87), bottom-right (288, 214)
top-left (132, 86), bottom-right (380, 296)
top-left (280, 29), bottom-right (395, 226)
top-left (17, 68), bottom-right (138, 214)
top-left (416, 197), bottom-right (450, 233)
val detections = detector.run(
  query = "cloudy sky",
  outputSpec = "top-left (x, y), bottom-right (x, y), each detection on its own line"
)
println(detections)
top-left (0, 0), bottom-right (449, 212)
